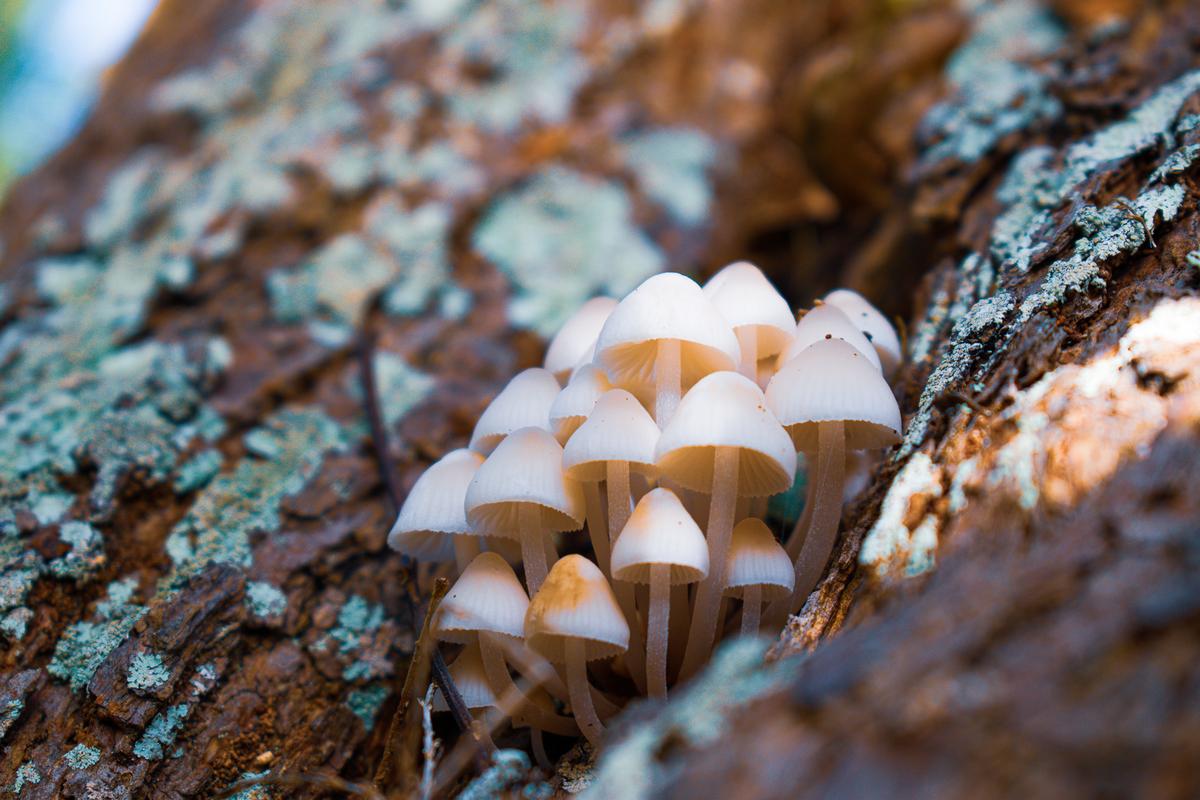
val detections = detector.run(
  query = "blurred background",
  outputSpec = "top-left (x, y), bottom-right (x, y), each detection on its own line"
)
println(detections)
top-left (0, 0), bottom-right (157, 192)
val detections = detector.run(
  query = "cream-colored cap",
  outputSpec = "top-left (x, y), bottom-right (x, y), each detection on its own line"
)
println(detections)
top-left (549, 364), bottom-right (611, 444)
top-left (765, 337), bottom-right (902, 451)
top-left (655, 371), bottom-right (796, 497)
top-left (824, 288), bottom-right (902, 376)
top-left (435, 551), bottom-right (529, 642)
top-left (544, 297), bottom-right (619, 381)
top-left (778, 303), bottom-right (881, 371)
top-left (388, 449), bottom-right (483, 561)
top-left (723, 518), bottom-right (794, 600)
top-left (594, 272), bottom-right (739, 390)
top-left (524, 555), bottom-right (630, 663)
top-left (465, 426), bottom-right (585, 539)
top-left (433, 641), bottom-right (496, 711)
top-left (469, 368), bottom-right (561, 455)
top-left (702, 261), bottom-right (794, 359)
top-left (610, 488), bottom-right (708, 585)
top-left (562, 389), bottom-right (659, 482)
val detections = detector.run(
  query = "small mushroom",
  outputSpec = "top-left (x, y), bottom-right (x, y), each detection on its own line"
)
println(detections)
top-left (433, 640), bottom-right (497, 714)
top-left (656, 371), bottom-right (796, 680)
top-left (549, 363), bottom-right (611, 446)
top-left (610, 488), bottom-right (708, 698)
top-left (525, 555), bottom-right (630, 747)
top-left (723, 518), bottom-right (794, 636)
top-left (824, 288), bottom-right (902, 377)
top-left (388, 448), bottom-right (485, 570)
top-left (702, 261), bottom-right (794, 381)
top-left (777, 303), bottom-right (882, 372)
top-left (765, 338), bottom-right (901, 624)
top-left (470, 368), bottom-right (561, 455)
top-left (594, 272), bottom-right (739, 427)
top-left (544, 297), bottom-right (619, 381)
top-left (465, 427), bottom-right (585, 594)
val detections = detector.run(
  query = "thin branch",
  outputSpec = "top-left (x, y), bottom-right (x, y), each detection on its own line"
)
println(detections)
top-left (213, 771), bottom-right (385, 800)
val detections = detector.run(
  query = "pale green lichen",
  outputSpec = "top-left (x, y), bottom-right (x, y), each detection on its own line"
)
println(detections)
top-left (64, 744), bottom-right (101, 770)
top-left (132, 703), bottom-right (190, 761)
top-left (10, 762), bottom-right (40, 793)
top-left (127, 651), bottom-right (171, 694)
top-left (0, 698), bottom-right (22, 742)
top-left (473, 166), bottom-right (665, 335)
top-left (1, 535), bottom-right (43, 641)
top-left (48, 578), bottom-right (147, 691)
top-left (227, 771), bottom-right (274, 800)
top-left (318, 595), bottom-right (394, 682)
top-left (48, 521), bottom-right (105, 582)
top-left (245, 581), bottom-right (287, 620)
top-left (458, 749), bottom-right (551, 800)
top-left (860, 453), bottom-right (944, 578)
top-left (358, 352), bottom-right (435, 429)
top-left (622, 128), bottom-right (718, 226)
top-left (174, 449), bottom-right (224, 493)
top-left (345, 684), bottom-right (389, 731)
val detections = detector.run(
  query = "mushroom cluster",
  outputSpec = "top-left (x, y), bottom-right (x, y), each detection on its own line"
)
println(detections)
top-left (389, 264), bottom-right (902, 756)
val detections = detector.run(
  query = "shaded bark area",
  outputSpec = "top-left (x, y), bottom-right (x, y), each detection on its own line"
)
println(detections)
top-left (1, 0), bottom-right (1198, 798)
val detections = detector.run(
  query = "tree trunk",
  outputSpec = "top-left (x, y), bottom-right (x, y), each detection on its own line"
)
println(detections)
top-left (2, 0), bottom-right (1198, 798)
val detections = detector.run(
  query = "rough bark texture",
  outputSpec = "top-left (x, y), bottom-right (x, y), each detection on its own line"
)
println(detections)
top-left (1, 0), bottom-right (1198, 798)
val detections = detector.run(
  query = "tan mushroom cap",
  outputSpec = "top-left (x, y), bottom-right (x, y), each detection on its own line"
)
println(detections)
top-left (549, 363), bottom-right (611, 444)
top-left (765, 338), bottom-right (902, 452)
top-left (824, 288), bottom-right (902, 376)
top-left (524, 555), bottom-right (630, 663)
top-left (465, 427), bottom-right (585, 539)
top-left (610, 488), bottom-right (708, 585)
top-left (435, 552), bottom-right (529, 643)
top-left (723, 518), bottom-right (794, 600)
top-left (594, 272), bottom-right (739, 389)
top-left (655, 371), bottom-right (796, 497)
top-left (469, 368), bottom-right (561, 455)
top-left (778, 303), bottom-right (881, 371)
top-left (433, 641), bottom-right (496, 711)
top-left (702, 261), bottom-right (794, 358)
top-left (562, 389), bottom-right (660, 482)
top-left (544, 297), bottom-right (619, 381)
top-left (388, 449), bottom-right (483, 561)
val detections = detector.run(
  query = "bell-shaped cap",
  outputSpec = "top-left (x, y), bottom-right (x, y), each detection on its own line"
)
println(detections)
top-left (388, 449), bottom-right (483, 561)
top-left (435, 552), bottom-right (529, 642)
top-left (549, 364), bottom-right (611, 444)
top-left (610, 488), bottom-right (708, 585)
top-left (723, 518), bottom-right (794, 600)
top-left (465, 427), bottom-right (585, 538)
top-left (594, 273), bottom-right (739, 390)
top-left (703, 261), bottom-right (794, 359)
top-left (562, 389), bottom-right (659, 482)
top-left (544, 297), bottom-right (619, 381)
top-left (433, 641), bottom-right (497, 712)
top-left (824, 289), bottom-right (902, 376)
top-left (766, 338), bottom-right (902, 452)
top-left (778, 304), bottom-right (881, 371)
top-left (524, 555), bottom-right (630, 663)
top-left (470, 368), bottom-right (561, 455)
top-left (655, 372), bottom-right (796, 497)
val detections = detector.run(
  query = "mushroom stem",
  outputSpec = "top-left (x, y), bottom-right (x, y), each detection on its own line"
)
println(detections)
top-left (606, 461), bottom-right (631, 546)
top-left (784, 471), bottom-right (817, 561)
top-left (498, 638), bottom-right (622, 720)
top-left (678, 446), bottom-right (739, 681)
top-left (770, 420), bottom-right (846, 625)
top-left (479, 633), bottom-right (578, 736)
top-left (565, 639), bottom-right (604, 748)
top-left (740, 585), bottom-right (762, 636)
top-left (531, 729), bottom-right (551, 770)
top-left (453, 537), bottom-right (481, 573)
top-left (606, 460), bottom-right (648, 694)
top-left (654, 338), bottom-right (682, 426)
top-left (520, 504), bottom-right (549, 595)
top-left (582, 482), bottom-right (610, 574)
top-left (667, 584), bottom-right (689, 677)
top-left (646, 564), bottom-right (671, 699)
top-left (736, 327), bottom-right (758, 380)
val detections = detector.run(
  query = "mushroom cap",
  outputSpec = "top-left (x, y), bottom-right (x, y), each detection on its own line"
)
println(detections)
top-left (469, 368), bottom-right (561, 455)
top-left (778, 304), bottom-right (881, 371)
top-left (723, 518), bottom-right (794, 600)
top-left (594, 273), bottom-right (740, 390)
top-left (388, 449), bottom-right (483, 561)
top-left (544, 297), bottom-right (619, 381)
top-left (765, 338), bottom-right (902, 452)
top-left (610, 488), bottom-right (708, 585)
top-left (549, 364), bottom-right (611, 445)
top-left (435, 552), bottom-right (529, 642)
top-left (524, 555), bottom-right (630, 663)
top-left (824, 288), bottom-right (902, 376)
top-left (562, 389), bottom-right (660, 482)
top-left (433, 641), bottom-right (496, 712)
top-left (702, 261), bottom-right (794, 358)
top-left (465, 427), bottom-right (585, 539)
top-left (655, 371), bottom-right (796, 497)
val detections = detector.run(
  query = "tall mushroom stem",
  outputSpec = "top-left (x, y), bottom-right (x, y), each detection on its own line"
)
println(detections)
top-left (565, 639), bottom-right (604, 748)
top-left (498, 637), bottom-right (622, 720)
top-left (519, 504), bottom-right (548, 595)
top-left (478, 633), bottom-right (578, 736)
top-left (768, 420), bottom-right (845, 627)
top-left (606, 460), bottom-right (648, 693)
top-left (654, 338), bottom-right (682, 426)
top-left (582, 482), bottom-right (610, 574)
top-left (737, 328), bottom-right (758, 380)
top-left (740, 585), bottom-right (762, 636)
top-left (453, 537), bottom-right (481, 573)
top-left (667, 584), bottom-right (689, 677)
top-left (784, 470), bottom-right (817, 560)
top-left (646, 564), bottom-right (671, 699)
top-left (531, 730), bottom-right (551, 770)
top-left (678, 446), bottom-right (739, 681)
